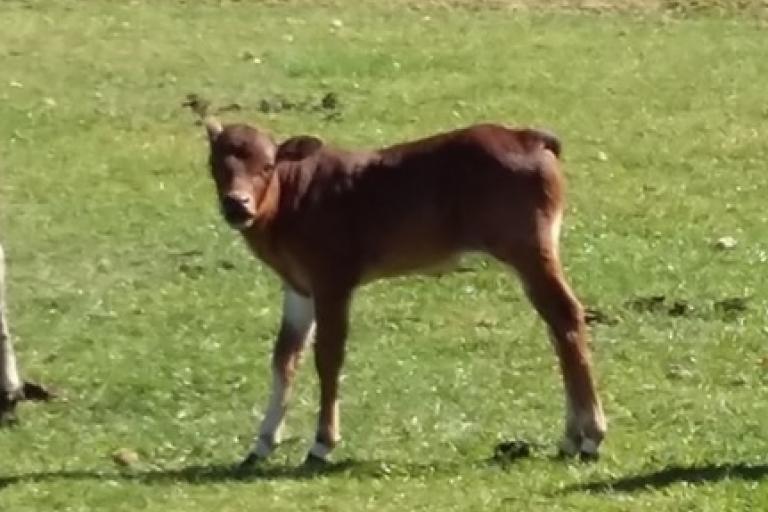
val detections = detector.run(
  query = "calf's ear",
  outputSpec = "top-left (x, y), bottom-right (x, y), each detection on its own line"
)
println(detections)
top-left (204, 116), bottom-right (223, 144)
top-left (276, 135), bottom-right (323, 161)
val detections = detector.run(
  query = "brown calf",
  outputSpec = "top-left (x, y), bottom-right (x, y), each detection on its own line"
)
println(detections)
top-left (201, 118), bottom-right (606, 464)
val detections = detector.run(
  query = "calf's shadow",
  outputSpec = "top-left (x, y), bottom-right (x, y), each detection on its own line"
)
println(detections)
top-left (2, 457), bottom-right (767, 492)
top-left (0, 457), bottom-right (468, 489)
top-left (561, 462), bottom-right (768, 494)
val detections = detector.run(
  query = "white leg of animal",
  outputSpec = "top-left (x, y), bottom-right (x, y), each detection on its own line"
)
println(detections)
top-left (545, 328), bottom-right (606, 458)
top-left (558, 391), bottom-right (580, 456)
top-left (0, 244), bottom-right (22, 398)
top-left (560, 401), bottom-right (606, 456)
top-left (549, 209), bottom-right (563, 255)
top-left (576, 397), bottom-right (606, 456)
top-left (251, 286), bottom-right (315, 459)
top-left (308, 400), bottom-right (339, 461)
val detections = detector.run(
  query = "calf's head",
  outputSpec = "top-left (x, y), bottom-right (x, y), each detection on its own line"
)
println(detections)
top-left (204, 118), bottom-right (279, 230)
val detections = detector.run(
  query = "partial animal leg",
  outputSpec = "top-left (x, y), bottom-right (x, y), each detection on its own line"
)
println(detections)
top-left (0, 244), bottom-right (23, 425)
top-left (494, 238), bottom-right (606, 459)
top-left (305, 288), bottom-right (352, 464)
top-left (242, 285), bottom-right (315, 464)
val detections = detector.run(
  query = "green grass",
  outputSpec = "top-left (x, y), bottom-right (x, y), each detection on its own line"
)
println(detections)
top-left (1, 1), bottom-right (767, 510)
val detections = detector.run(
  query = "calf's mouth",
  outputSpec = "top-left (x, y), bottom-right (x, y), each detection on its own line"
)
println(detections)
top-left (220, 195), bottom-right (256, 229)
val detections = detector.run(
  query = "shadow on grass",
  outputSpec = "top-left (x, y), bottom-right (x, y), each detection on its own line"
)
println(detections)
top-left (563, 462), bottom-right (768, 494)
top-left (0, 458), bottom-right (471, 489)
top-left (6, 454), bottom-right (765, 492)
top-left (0, 440), bottom-right (542, 489)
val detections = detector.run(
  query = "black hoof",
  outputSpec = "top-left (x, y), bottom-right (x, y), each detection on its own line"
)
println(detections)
top-left (238, 452), bottom-right (264, 470)
top-left (303, 451), bottom-right (330, 467)
top-left (22, 381), bottom-right (55, 402)
top-left (579, 450), bottom-right (600, 462)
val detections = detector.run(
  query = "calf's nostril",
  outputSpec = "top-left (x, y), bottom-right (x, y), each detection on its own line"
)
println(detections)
top-left (222, 195), bottom-right (252, 222)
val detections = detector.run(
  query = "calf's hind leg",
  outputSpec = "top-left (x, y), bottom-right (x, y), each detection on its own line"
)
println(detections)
top-left (493, 239), bottom-right (606, 459)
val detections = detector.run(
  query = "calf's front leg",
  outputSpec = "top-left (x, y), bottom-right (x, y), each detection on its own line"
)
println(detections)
top-left (306, 289), bottom-right (351, 464)
top-left (243, 285), bottom-right (315, 464)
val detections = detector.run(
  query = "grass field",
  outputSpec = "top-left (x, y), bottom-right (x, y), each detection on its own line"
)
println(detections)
top-left (1, 1), bottom-right (767, 510)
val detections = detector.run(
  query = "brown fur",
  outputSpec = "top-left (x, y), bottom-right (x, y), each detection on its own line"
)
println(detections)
top-left (203, 119), bottom-right (606, 462)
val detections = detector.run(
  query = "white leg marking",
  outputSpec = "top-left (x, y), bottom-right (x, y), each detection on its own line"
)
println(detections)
top-left (309, 440), bottom-right (333, 461)
top-left (309, 399), bottom-right (340, 461)
top-left (550, 209), bottom-right (563, 254)
top-left (253, 371), bottom-right (288, 457)
top-left (560, 391), bottom-right (606, 456)
top-left (0, 331), bottom-right (21, 395)
top-left (577, 401), bottom-right (607, 445)
top-left (251, 286), bottom-right (315, 459)
top-left (283, 286), bottom-right (315, 338)
top-left (580, 437), bottom-right (599, 456)
top-left (0, 244), bottom-right (22, 396)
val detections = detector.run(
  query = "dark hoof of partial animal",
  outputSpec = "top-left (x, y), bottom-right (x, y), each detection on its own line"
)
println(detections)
top-left (238, 452), bottom-right (264, 470)
top-left (22, 381), bottom-right (55, 402)
top-left (303, 452), bottom-right (330, 467)
top-left (0, 381), bottom-right (55, 428)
